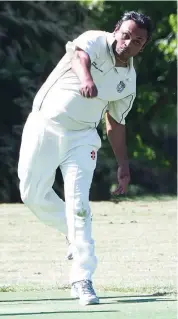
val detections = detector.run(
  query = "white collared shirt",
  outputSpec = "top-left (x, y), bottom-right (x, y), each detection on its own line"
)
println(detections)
top-left (33, 30), bottom-right (136, 128)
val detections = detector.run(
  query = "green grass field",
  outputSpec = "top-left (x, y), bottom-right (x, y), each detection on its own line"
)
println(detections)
top-left (0, 199), bottom-right (177, 318)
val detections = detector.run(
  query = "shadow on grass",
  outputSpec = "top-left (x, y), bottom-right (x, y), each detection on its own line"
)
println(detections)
top-left (116, 298), bottom-right (176, 303)
top-left (0, 295), bottom-right (176, 316)
top-left (0, 293), bottom-right (176, 304)
top-left (0, 297), bottom-right (76, 303)
top-left (100, 298), bottom-right (176, 306)
top-left (0, 310), bottom-right (119, 316)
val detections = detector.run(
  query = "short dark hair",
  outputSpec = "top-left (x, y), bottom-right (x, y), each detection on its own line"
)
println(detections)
top-left (115, 11), bottom-right (153, 42)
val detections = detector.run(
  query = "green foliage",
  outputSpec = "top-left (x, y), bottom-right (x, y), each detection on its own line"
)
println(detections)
top-left (157, 13), bottom-right (177, 61)
top-left (0, 1), bottom-right (177, 202)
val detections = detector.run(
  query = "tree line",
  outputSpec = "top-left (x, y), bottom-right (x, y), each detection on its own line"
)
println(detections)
top-left (0, 1), bottom-right (176, 202)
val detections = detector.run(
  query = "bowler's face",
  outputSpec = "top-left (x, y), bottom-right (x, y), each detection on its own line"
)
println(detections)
top-left (114, 20), bottom-right (148, 60)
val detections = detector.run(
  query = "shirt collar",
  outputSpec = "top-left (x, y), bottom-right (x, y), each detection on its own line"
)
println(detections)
top-left (106, 32), bottom-right (133, 71)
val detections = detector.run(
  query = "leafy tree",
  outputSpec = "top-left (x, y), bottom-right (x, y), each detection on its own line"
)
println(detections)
top-left (0, 1), bottom-right (177, 202)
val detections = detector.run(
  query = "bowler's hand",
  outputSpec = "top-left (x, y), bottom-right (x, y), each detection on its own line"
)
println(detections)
top-left (80, 79), bottom-right (98, 98)
top-left (112, 164), bottom-right (130, 195)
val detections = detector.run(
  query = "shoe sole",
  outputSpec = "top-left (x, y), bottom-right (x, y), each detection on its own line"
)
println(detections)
top-left (79, 297), bottom-right (100, 306)
top-left (71, 291), bottom-right (99, 305)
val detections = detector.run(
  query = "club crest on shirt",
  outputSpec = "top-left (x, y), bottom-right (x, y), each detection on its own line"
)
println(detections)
top-left (117, 81), bottom-right (126, 93)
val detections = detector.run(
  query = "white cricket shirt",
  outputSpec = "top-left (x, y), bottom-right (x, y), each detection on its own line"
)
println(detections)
top-left (32, 30), bottom-right (136, 129)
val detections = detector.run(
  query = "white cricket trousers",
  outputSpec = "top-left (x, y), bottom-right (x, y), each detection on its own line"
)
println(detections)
top-left (18, 111), bottom-right (101, 284)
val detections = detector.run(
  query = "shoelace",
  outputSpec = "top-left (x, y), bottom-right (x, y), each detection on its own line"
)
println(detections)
top-left (78, 280), bottom-right (95, 296)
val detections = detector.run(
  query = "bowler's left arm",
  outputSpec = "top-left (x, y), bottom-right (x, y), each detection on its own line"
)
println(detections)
top-left (105, 94), bottom-right (135, 194)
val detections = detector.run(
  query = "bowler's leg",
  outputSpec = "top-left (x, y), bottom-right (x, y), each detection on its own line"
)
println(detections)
top-left (61, 144), bottom-right (98, 283)
top-left (18, 112), bottom-right (67, 234)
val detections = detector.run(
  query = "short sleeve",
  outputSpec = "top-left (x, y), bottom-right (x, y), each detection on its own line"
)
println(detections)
top-left (65, 31), bottom-right (103, 62)
top-left (108, 94), bottom-right (135, 125)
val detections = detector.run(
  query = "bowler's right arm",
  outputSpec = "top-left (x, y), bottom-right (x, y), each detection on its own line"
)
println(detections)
top-left (72, 48), bottom-right (98, 98)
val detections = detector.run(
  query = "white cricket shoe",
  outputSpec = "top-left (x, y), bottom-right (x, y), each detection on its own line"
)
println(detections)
top-left (71, 280), bottom-right (99, 306)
